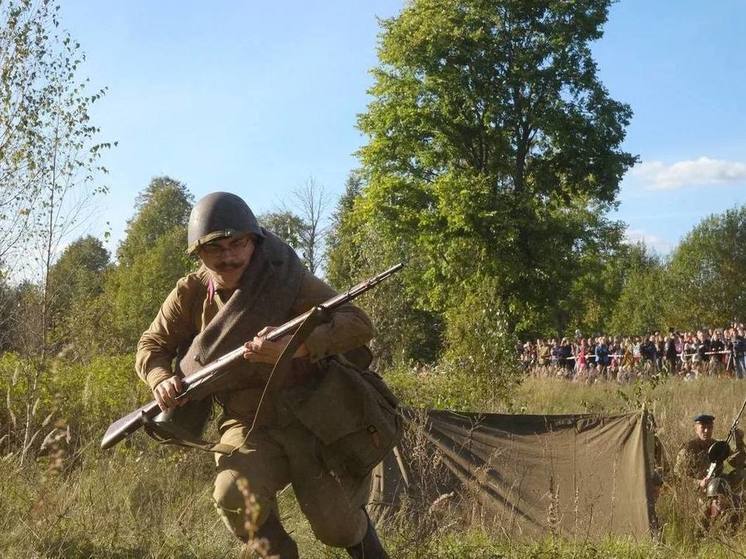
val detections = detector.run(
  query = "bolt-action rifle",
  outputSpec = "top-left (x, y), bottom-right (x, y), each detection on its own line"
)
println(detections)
top-left (100, 263), bottom-right (403, 451)
top-left (706, 396), bottom-right (746, 478)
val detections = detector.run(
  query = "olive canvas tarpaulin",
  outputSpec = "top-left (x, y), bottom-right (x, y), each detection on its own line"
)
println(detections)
top-left (370, 410), bottom-right (656, 540)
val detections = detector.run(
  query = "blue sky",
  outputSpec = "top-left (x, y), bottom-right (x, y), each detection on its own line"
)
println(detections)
top-left (594, 0), bottom-right (746, 252)
top-left (61, 0), bottom-right (746, 256)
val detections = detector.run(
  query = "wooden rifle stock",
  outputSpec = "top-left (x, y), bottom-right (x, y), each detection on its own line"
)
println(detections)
top-left (100, 263), bottom-right (403, 450)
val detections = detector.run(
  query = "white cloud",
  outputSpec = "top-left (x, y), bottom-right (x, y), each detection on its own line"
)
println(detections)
top-left (632, 156), bottom-right (746, 190)
top-left (624, 229), bottom-right (673, 254)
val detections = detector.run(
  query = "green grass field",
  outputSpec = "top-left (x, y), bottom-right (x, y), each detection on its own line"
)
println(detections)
top-left (3, 357), bottom-right (746, 558)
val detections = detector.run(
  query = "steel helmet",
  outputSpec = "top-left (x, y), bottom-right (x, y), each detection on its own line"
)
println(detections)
top-left (186, 192), bottom-right (264, 255)
top-left (706, 477), bottom-right (731, 498)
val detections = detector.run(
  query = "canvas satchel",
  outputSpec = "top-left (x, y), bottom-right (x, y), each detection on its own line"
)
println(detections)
top-left (280, 356), bottom-right (402, 478)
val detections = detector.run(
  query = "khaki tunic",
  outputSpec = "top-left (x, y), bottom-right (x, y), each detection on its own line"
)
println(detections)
top-left (136, 266), bottom-right (373, 392)
top-left (135, 264), bottom-right (375, 547)
top-left (675, 438), bottom-right (712, 481)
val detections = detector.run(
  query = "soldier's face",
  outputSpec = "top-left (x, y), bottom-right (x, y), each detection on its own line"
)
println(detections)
top-left (199, 234), bottom-right (255, 288)
top-left (695, 421), bottom-right (714, 441)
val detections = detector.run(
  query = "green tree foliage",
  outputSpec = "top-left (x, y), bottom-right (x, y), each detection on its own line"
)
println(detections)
top-left (258, 210), bottom-right (306, 251)
top-left (531, 218), bottom-right (626, 337)
top-left (0, 0), bottom-right (111, 355)
top-left (326, 172), bottom-right (443, 364)
top-left (0, 0), bottom-right (79, 258)
top-left (665, 207), bottom-right (746, 329)
top-left (0, 0), bottom-right (111, 259)
top-left (607, 243), bottom-right (667, 335)
top-left (0, 267), bottom-right (15, 351)
top-left (326, 172), bottom-right (365, 289)
top-left (344, 0), bottom-right (635, 363)
top-left (103, 177), bottom-right (195, 351)
top-left (5, 281), bottom-right (43, 352)
top-left (117, 177), bottom-right (193, 266)
top-left (442, 275), bottom-right (519, 386)
top-left (46, 235), bottom-right (110, 352)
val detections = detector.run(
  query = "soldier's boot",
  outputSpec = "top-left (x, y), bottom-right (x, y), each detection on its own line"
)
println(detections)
top-left (239, 513), bottom-right (299, 559)
top-left (345, 511), bottom-right (389, 559)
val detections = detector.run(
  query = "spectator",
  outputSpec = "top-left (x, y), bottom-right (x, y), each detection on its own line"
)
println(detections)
top-left (696, 330), bottom-right (711, 376)
top-left (521, 341), bottom-right (534, 370)
top-left (690, 335), bottom-right (702, 377)
top-left (655, 331), bottom-right (665, 371)
top-left (550, 338), bottom-right (562, 369)
top-left (665, 331), bottom-right (679, 374)
top-left (710, 331), bottom-right (726, 375)
top-left (733, 328), bottom-right (746, 379)
top-left (595, 336), bottom-right (611, 380)
top-left (575, 338), bottom-right (587, 375)
top-left (587, 337), bottom-right (598, 370)
top-left (559, 337), bottom-right (574, 375)
top-left (641, 335), bottom-right (658, 373)
top-left (610, 336), bottom-right (622, 375)
top-left (633, 336), bottom-right (642, 366)
top-left (518, 321), bottom-right (746, 381)
top-left (538, 339), bottom-right (551, 367)
top-left (619, 338), bottom-right (636, 383)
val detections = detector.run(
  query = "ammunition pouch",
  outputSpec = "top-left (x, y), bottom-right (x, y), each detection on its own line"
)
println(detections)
top-left (280, 356), bottom-right (402, 478)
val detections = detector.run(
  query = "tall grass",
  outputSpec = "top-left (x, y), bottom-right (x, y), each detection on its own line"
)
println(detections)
top-left (3, 356), bottom-right (746, 557)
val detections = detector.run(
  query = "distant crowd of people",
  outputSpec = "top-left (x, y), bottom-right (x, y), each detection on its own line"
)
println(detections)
top-left (519, 324), bottom-right (746, 382)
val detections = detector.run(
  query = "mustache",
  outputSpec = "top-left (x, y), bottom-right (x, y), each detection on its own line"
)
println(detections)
top-left (214, 260), bottom-right (243, 272)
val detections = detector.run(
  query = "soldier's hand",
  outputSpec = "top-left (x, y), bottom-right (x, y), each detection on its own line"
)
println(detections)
top-left (699, 475), bottom-right (711, 490)
top-left (243, 326), bottom-right (309, 364)
top-left (153, 376), bottom-right (187, 412)
top-left (735, 428), bottom-right (746, 450)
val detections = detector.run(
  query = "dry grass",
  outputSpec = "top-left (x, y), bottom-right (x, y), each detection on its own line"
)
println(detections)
top-left (0, 449), bottom-right (236, 558)
top-left (4, 356), bottom-right (746, 557)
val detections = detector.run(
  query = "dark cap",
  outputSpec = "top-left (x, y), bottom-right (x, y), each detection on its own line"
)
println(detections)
top-left (694, 414), bottom-right (715, 424)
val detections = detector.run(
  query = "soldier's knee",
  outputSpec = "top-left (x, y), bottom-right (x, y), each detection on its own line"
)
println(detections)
top-left (213, 469), bottom-right (244, 512)
top-left (312, 523), bottom-right (360, 548)
top-left (308, 507), bottom-right (367, 548)
top-left (213, 470), bottom-right (252, 540)
top-left (213, 469), bottom-right (279, 541)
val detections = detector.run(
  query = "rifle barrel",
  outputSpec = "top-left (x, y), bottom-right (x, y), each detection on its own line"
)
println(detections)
top-left (726, 396), bottom-right (746, 445)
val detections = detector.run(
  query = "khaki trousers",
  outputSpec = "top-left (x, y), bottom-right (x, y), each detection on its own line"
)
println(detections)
top-left (212, 419), bottom-right (370, 548)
